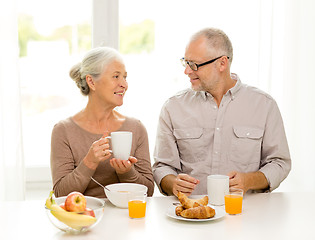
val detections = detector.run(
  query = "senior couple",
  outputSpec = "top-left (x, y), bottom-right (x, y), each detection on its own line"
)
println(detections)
top-left (50, 28), bottom-right (291, 198)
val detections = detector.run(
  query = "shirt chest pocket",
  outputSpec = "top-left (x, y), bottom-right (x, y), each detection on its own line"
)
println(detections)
top-left (230, 126), bottom-right (264, 170)
top-left (233, 126), bottom-right (264, 140)
top-left (174, 128), bottom-right (205, 162)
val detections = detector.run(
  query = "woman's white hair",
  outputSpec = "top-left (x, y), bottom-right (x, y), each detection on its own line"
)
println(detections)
top-left (69, 47), bottom-right (124, 95)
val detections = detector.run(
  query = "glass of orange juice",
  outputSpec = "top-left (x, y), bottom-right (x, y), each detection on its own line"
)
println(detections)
top-left (128, 192), bottom-right (147, 218)
top-left (224, 188), bottom-right (243, 215)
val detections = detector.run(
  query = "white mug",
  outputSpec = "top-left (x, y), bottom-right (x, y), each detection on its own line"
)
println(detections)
top-left (106, 131), bottom-right (132, 160)
top-left (207, 175), bottom-right (229, 206)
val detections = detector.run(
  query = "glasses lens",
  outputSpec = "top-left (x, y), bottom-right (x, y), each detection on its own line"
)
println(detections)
top-left (180, 58), bottom-right (198, 71)
top-left (180, 58), bottom-right (187, 67)
top-left (189, 62), bottom-right (197, 71)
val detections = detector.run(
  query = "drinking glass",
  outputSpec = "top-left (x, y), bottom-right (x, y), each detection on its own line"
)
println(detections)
top-left (224, 188), bottom-right (243, 215)
top-left (128, 192), bottom-right (147, 219)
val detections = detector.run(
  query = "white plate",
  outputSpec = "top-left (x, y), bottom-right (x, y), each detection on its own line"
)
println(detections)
top-left (166, 205), bottom-right (225, 222)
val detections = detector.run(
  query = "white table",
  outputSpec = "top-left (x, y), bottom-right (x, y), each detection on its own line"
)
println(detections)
top-left (1, 192), bottom-right (314, 240)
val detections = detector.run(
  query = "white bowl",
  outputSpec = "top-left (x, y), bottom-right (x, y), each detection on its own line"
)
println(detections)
top-left (104, 183), bottom-right (148, 208)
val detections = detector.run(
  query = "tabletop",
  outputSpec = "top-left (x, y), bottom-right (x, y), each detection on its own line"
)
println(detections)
top-left (1, 192), bottom-right (314, 240)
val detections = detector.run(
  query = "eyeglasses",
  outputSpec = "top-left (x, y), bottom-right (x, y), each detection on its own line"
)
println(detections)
top-left (180, 55), bottom-right (229, 71)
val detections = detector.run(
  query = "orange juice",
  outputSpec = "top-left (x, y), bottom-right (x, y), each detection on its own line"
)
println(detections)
top-left (225, 194), bottom-right (243, 214)
top-left (128, 200), bottom-right (146, 218)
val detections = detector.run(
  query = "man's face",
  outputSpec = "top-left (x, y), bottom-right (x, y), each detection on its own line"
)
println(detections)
top-left (184, 37), bottom-right (220, 93)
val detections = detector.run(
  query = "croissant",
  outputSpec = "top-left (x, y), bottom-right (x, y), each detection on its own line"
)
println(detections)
top-left (175, 205), bottom-right (185, 216)
top-left (177, 192), bottom-right (209, 209)
top-left (180, 205), bottom-right (215, 219)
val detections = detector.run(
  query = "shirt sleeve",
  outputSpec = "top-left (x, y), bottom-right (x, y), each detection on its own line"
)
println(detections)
top-left (152, 102), bottom-right (181, 192)
top-left (50, 122), bottom-right (95, 197)
top-left (259, 100), bottom-right (291, 191)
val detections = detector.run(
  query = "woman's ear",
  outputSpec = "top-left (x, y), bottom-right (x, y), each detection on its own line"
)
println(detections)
top-left (86, 75), bottom-right (96, 91)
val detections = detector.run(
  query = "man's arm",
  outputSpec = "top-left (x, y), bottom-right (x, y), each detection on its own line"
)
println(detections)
top-left (258, 100), bottom-right (291, 191)
top-left (161, 174), bottom-right (200, 196)
top-left (228, 171), bottom-right (269, 193)
top-left (160, 174), bottom-right (176, 196)
top-left (153, 103), bottom-right (182, 195)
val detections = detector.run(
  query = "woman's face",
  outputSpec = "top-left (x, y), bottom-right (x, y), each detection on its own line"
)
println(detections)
top-left (93, 60), bottom-right (128, 107)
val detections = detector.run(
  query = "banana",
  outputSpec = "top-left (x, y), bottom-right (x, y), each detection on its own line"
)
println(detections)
top-left (45, 191), bottom-right (97, 231)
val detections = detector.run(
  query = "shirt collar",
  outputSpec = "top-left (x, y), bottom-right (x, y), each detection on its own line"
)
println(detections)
top-left (193, 73), bottom-right (242, 101)
top-left (228, 73), bottom-right (242, 100)
top-left (198, 91), bottom-right (211, 100)
top-left (191, 89), bottom-right (208, 100)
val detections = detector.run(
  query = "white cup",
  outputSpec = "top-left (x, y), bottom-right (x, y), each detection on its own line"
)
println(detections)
top-left (106, 131), bottom-right (132, 160)
top-left (207, 174), bottom-right (229, 206)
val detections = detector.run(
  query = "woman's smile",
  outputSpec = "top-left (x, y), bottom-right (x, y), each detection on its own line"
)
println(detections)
top-left (114, 89), bottom-right (125, 96)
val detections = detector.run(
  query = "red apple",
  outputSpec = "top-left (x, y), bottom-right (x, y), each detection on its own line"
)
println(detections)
top-left (83, 207), bottom-right (95, 217)
top-left (64, 191), bottom-right (87, 212)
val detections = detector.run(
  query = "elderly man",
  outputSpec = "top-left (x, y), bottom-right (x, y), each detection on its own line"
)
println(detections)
top-left (153, 28), bottom-right (291, 196)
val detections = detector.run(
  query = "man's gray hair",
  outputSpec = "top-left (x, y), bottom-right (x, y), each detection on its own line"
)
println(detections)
top-left (190, 28), bottom-right (233, 64)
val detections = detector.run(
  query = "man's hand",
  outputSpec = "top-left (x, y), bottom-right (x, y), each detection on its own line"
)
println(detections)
top-left (228, 171), bottom-right (269, 193)
top-left (228, 171), bottom-right (248, 192)
top-left (161, 174), bottom-right (199, 196)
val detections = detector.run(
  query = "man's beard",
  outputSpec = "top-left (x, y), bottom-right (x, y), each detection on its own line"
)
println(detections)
top-left (190, 80), bottom-right (205, 92)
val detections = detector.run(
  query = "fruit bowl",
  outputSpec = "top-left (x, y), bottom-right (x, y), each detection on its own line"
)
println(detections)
top-left (104, 183), bottom-right (148, 208)
top-left (45, 194), bottom-right (105, 234)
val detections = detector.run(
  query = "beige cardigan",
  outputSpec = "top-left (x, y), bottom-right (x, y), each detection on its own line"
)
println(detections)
top-left (50, 117), bottom-right (154, 197)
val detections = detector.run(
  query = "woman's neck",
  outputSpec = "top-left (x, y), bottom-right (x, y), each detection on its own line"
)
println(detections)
top-left (73, 100), bottom-right (125, 134)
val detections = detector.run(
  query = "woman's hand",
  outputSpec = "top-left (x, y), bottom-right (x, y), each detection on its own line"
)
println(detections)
top-left (84, 136), bottom-right (112, 169)
top-left (109, 156), bottom-right (138, 174)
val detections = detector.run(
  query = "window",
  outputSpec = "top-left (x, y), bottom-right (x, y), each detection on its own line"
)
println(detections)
top-left (18, 0), bottom-right (92, 183)
top-left (19, 0), bottom-right (265, 183)
top-left (20, 0), bottom-right (305, 194)
top-left (117, 0), bottom-right (264, 156)
top-left (118, 0), bottom-right (189, 156)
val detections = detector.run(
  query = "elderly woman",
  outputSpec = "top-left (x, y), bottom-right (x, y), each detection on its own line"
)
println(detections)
top-left (50, 47), bottom-right (154, 197)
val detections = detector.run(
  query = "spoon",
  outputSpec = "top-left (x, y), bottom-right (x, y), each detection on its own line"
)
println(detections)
top-left (90, 176), bottom-right (111, 192)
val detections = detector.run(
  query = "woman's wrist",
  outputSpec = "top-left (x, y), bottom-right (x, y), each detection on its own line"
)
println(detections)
top-left (83, 157), bottom-right (99, 170)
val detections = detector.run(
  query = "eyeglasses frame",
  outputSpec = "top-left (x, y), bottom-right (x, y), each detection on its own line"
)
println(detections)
top-left (181, 55), bottom-right (229, 71)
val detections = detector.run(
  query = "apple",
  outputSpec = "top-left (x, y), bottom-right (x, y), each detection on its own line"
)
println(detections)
top-left (64, 191), bottom-right (87, 212)
top-left (83, 207), bottom-right (95, 217)
top-left (59, 203), bottom-right (66, 210)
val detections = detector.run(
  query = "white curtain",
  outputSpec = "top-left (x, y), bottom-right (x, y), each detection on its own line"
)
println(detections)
top-left (256, 0), bottom-right (315, 192)
top-left (284, 0), bottom-right (315, 192)
top-left (0, 0), bottom-right (25, 201)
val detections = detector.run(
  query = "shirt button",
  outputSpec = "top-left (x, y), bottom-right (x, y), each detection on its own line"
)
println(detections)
top-left (246, 132), bottom-right (250, 136)
top-left (214, 151), bottom-right (218, 154)
top-left (213, 105), bottom-right (217, 109)
top-left (216, 127), bottom-right (220, 131)
top-left (186, 133), bottom-right (190, 137)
